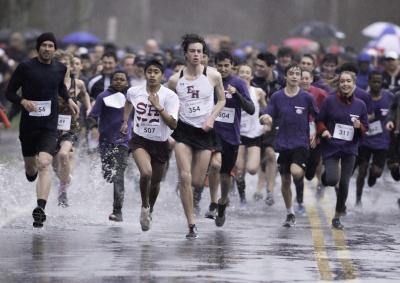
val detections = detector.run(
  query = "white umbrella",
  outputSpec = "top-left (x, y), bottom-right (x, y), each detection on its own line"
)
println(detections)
top-left (365, 34), bottom-right (400, 53)
top-left (362, 22), bottom-right (400, 38)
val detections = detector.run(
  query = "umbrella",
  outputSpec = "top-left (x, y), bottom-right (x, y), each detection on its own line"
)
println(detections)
top-left (283, 37), bottom-right (319, 53)
top-left (362, 22), bottom-right (400, 38)
top-left (290, 21), bottom-right (345, 40)
top-left (365, 34), bottom-right (400, 54)
top-left (62, 31), bottom-right (100, 45)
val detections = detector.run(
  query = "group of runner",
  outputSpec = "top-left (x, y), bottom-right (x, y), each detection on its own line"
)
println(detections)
top-left (4, 32), bottom-right (400, 238)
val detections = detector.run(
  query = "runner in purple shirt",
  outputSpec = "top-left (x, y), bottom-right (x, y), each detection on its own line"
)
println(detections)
top-left (260, 63), bottom-right (318, 228)
top-left (356, 71), bottom-right (394, 206)
top-left (317, 71), bottom-right (368, 230)
top-left (87, 70), bottom-right (131, 222)
top-left (205, 51), bottom-right (255, 226)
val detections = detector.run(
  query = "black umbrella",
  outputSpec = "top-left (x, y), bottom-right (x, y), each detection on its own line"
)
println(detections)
top-left (290, 21), bottom-right (345, 40)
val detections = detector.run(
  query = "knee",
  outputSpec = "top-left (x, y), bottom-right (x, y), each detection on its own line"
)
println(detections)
top-left (37, 156), bottom-right (52, 171)
top-left (210, 158), bottom-right (221, 172)
top-left (179, 171), bottom-right (192, 187)
top-left (290, 164), bottom-right (304, 181)
top-left (371, 166), bottom-right (383, 177)
top-left (247, 166), bottom-right (258, 175)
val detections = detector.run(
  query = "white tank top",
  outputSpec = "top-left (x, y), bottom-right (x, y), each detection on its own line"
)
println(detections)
top-left (175, 67), bottom-right (214, 128)
top-left (240, 86), bottom-right (264, 138)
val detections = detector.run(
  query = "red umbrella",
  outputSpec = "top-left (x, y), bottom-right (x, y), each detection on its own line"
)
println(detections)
top-left (283, 37), bottom-right (320, 53)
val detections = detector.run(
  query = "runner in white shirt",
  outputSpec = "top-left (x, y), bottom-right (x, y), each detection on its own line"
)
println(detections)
top-left (121, 59), bottom-right (179, 232)
top-left (168, 34), bottom-right (225, 239)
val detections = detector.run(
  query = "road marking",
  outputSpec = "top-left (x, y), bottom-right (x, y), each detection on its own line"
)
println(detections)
top-left (319, 190), bottom-right (358, 280)
top-left (304, 185), bottom-right (333, 281)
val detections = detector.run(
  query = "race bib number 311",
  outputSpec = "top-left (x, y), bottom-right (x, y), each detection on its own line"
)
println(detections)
top-left (333, 123), bottom-right (354, 141)
top-left (29, 100), bottom-right (51, 117)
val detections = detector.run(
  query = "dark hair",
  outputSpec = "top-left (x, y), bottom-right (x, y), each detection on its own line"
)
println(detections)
top-left (256, 52), bottom-right (276, 66)
top-left (277, 46), bottom-right (293, 58)
top-left (80, 53), bottom-right (90, 60)
top-left (301, 53), bottom-right (315, 64)
top-left (321, 53), bottom-right (338, 65)
top-left (284, 63), bottom-right (302, 76)
top-left (340, 62), bottom-right (359, 75)
top-left (368, 70), bottom-right (383, 80)
top-left (181, 33), bottom-right (206, 54)
top-left (214, 50), bottom-right (233, 64)
top-left (111, 70), bottom-right (129, 80)
top-left (144, 59), bottom-right (165, 73)
top-left (102, 51), bottom-right (118, 62)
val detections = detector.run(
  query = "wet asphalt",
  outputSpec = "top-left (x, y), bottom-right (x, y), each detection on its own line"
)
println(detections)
top-left (1, 130), bottom-right (400, 282)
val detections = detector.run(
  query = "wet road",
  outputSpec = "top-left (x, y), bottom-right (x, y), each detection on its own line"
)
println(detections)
top-left (1, 130), bottom-right (400, 282)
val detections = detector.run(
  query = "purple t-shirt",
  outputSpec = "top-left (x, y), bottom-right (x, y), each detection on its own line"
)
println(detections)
top-left (317, 95), bottom-right (369, 159)
top-left (262, 89), bottom-right (318, 151)
top-left (214, 75), bottom-right (252, 145)
top-left (89, 89), bottom-right (132, 147)
top-left (362, 90), bottom-right (394, 150)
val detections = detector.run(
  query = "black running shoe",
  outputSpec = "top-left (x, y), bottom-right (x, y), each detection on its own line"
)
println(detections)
top-left (397, 198), bottom-right (400, 208)
top-left (332, 218), bottom-right (344, 230)
top-left (32, 207), bottom-right (46, 228)
top-left (215, 203), bottom-right (226, 227)
top-left (186, 224), bottom-right (198, 239)
top-left (283, 213), bottom-right (296, 227)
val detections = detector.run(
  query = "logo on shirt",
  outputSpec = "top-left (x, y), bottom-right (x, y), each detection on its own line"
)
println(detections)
top-left (350, 114), bottom-right (359, 122)
top-left (136, 102), bottom-right (160, 123)
top-left (224, 90), bottom-right (232, 99)
top-left (380, 108), bottom-right (389, 116)
top-left (295, 106), bottom-right (305, 114)
top-left (187, 85), bottom-right (200, 99)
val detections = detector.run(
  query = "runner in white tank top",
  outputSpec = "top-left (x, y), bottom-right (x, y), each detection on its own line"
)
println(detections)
top-left (235, 64), bottom-right (267, 204)
top-left (167, 34), bottom-right (225, 239)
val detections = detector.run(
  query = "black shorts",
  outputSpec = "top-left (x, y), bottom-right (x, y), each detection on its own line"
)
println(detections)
top-left (171, 120), bottom-right (214, 151)
top-left (358, 146), bottom-right (387, 169)
top-left (213, 134), bottom-right (239, 174)
top-left (19, 129), bottom-right (58, 157)
top-left (277, 147), bottom-right (309, 175)
top-left (240, 135), bottom-right (262, 147)
top-left (129, 134), bottom-right (170, 164)
top-left (261, 130), bottom-right (276, 150)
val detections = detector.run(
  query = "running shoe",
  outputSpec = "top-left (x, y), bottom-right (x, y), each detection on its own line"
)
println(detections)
top-left (140, 206), bottom-right (152, 231)
top-left (283, 213), bottom-right (296, 227)
top-left (205, 202), bottom-right (218, 219)
top-left (109, 211), bottom-right (123, 222)
top-left (58, 192), bottom-right (69, 207)
top-left (390, 167), bottom-right (400, 181)
top-left (332, 218), bottom-right (344, 230)
top-left (239, 198), bottom-right (248, 210)
top-left (186, 224), bottom-right (198, 239)
top-left (367, 171), bottom-right (377, 187)
top-left (32, 207), bottom-right (46, 228)
top-left (397, 198), bottom-right (400, 208)
top-left (253, 192), bottom-right (264, 201)
top-left (215, 203), bottom-right (227, 227)
top-left (295, 203), bottom-right (306, 216)
top-left (265, 191), bottom-right (275, 206)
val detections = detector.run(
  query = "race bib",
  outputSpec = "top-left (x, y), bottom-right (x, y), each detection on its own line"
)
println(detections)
top-left (184, 99), bottom-right (208, 118)
top-left (137, 121), bottom-right (161, 139)
top-left (29, 100), bottom-right (51, 117)
top-left (333, 123), bottom-right (354, 141)
top-left (216, 107), bottom-right (235, 124)
top-left (366, 120), bottom-right (383, 136)
top-left (57, 115), bottom-right (71, 131)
